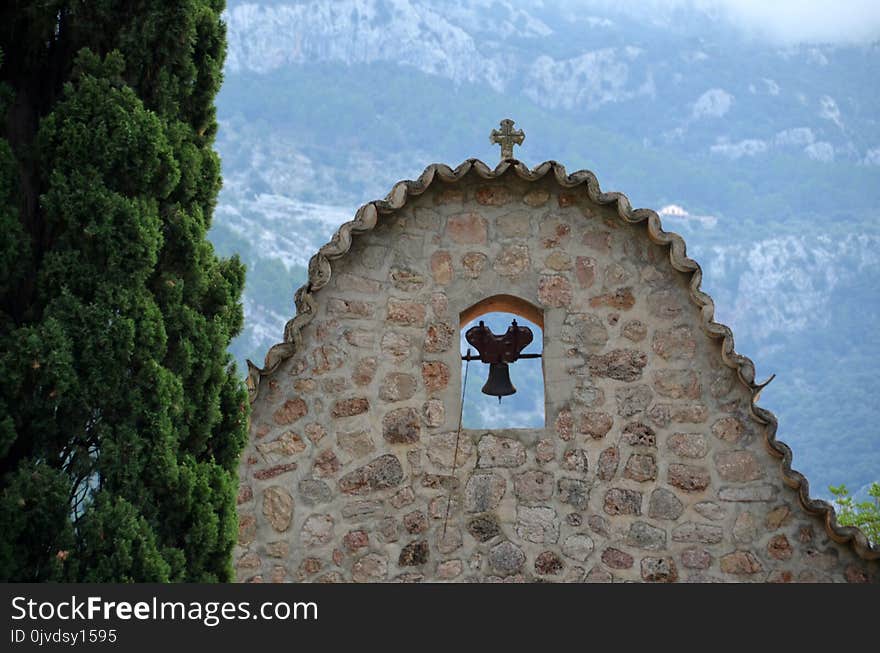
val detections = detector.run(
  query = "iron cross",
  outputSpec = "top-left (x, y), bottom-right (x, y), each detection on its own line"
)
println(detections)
top-left (490, 118), bottom-right (524, 161)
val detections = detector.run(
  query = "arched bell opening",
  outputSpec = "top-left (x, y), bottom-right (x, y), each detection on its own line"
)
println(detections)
top-left (458, 295), bottom-right (546, 429)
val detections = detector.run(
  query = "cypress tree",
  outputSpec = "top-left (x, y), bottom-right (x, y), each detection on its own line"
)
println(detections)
top-left (0, 2), bottom-right (248, 581)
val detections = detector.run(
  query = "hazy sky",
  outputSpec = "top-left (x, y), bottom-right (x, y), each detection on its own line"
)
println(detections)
top-left (566, 0), bottom-right (880, 44)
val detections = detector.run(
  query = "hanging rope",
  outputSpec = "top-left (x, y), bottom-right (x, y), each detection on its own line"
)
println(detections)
top-left (442, 349), bottom-right (471, 538)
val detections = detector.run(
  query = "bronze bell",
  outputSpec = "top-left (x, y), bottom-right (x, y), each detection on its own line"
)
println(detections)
top-left (482, 362), bottom-right (516, 400)
top-left (465, 319), bottom-right (534, 402)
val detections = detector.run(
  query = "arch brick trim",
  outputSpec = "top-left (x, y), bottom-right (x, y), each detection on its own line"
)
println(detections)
top-left (459, 294), bottom-right (544, 329)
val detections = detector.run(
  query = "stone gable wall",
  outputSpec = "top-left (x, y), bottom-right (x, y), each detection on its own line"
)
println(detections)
top-left (236, 173), bottom-right (877, 583)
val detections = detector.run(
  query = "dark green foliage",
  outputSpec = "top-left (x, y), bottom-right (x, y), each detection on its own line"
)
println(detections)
top-left (0, 1), bottom-right (247, 582)
top-left (0, 462), bottom-right (75, 581)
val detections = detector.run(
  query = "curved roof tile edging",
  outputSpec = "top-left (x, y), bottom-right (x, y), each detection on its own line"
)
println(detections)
top-left (244, 157), bottom-right (879, 561)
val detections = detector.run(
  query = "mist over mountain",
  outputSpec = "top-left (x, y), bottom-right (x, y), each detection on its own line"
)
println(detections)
top-left (210, 0), bottom-right (880, 498)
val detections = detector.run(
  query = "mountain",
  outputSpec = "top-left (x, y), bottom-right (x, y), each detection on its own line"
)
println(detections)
top-left (209, 0), bottom-right (880, 498)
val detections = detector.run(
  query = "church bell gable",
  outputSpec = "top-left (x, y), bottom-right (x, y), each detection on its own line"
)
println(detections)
top-left (237, 122), bottom-right (878, 583)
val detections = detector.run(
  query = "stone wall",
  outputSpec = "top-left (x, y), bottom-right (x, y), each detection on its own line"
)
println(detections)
top-left (236, 172), bottom-right (878, 583)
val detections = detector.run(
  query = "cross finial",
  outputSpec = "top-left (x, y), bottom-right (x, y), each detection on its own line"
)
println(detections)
top-left (490, 118), bottom-right (524, 161)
